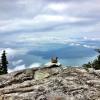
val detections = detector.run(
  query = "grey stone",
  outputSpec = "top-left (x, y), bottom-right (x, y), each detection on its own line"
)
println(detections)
top-left (0, 67), bottom-right (100, 100)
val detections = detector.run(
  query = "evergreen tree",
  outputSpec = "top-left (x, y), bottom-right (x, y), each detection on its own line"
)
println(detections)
top-left (92, 55), bottom-right (100, 70)
top-left (1, 50), bottom-right (8, 74)
top-left (95, 49), bottom-right (100, 53)
top-left (0, 62), bottom-right (3, 75)
top-left (83, 49), bottom-right (100, 70)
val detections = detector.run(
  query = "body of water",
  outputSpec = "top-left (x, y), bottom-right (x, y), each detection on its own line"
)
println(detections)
top-left (8, 39), bottom-right (100, 70)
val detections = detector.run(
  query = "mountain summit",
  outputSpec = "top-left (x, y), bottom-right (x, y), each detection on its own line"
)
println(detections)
top-left (0, 66), bottom-right (100, 100)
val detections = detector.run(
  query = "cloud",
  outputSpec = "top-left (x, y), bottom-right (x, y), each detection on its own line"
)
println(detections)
top-left (83, 36), bottom-right (100, 41)
top-left (29, 63), bottom-right (41, 68)
top-left (8, 64), bottom-right (26, 73)
top-left (0, 48), bottom-right (17, 60)
top-left (45, 0), bottom-right (88, 3)
top-left (47, 3), bottom-right (68, 12)
top-left (70, 43), bottom-right (81, 46)
top-left (69, 42), bottom-right (96, 49)
top-left (82, 45), bottom-right (96, 49)
top-left (8, 62), bottom-right (41, 73)
top-left (34, 15), bottom-right (65, 22)
top-left (0, 0), bottom-right (100, 71)
top-left (0, 15), bottom-right (89, 35)
top-left (0, 0), bottom-right (99, 41)
top-left (0, 0), bottom-right (44, 19)
top-left (12, 59), bottom-right (23, 66)
top-left (0, 48), bottom-right (30, 63)
top-left (0, 0), bottom-right (99, 34)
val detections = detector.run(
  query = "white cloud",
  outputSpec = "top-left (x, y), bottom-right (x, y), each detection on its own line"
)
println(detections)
top-left (0, 48), bottom-right (17, 60)
top-left (83, 36), bottom-right (100, 41)
top-left (34, 14), bottom-right (88, 23)
top-left (34, 15), bottom-right (65, 22)
top-left (0, 19), bottom-right (35, 32)
top-left (29, 63), bottom-right (41, 68)
top-left (16, 33), bottom-right (78, 45)
top-left (12, 59), bottom-right (23, 66)
top-left (47, 3), bottom-right (68, 12)
top-left (8, 63), bottom-right (41, 73)
top-left (0, 12), bottom-right (89, 33)
top-left (70, 43), bottom-right (80, 46)
top-left (0, 48), bottom-right (29, 61)
top-left (69, 42), bottom-right (97, 49)
top-left (8, 64), bottom-right (26, 73)
top-left (83, 45), bottom-right (96, 49)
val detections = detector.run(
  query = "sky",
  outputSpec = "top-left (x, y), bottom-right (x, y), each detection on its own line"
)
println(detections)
top-left (0, 0), bottom-right (100, 72)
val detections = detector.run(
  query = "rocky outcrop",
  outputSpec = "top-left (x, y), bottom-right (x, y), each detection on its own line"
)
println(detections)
top-left (0, 66), bottom-right (100, 100)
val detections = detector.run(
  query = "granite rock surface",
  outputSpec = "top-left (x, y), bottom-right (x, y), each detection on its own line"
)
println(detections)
top-left (0, 66), bottom-right (100, 100)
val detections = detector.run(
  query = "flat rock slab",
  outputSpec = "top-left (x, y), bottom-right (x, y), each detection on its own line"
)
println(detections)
top-left (0, 67), bottom-right (100, 100)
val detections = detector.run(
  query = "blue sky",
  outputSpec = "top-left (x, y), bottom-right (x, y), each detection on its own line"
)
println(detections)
top-left (0, 0), bottom-right (100, 72)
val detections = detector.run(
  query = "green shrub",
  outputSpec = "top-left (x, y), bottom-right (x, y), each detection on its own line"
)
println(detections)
top-left (83, 49), bottom-right (100, 70)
